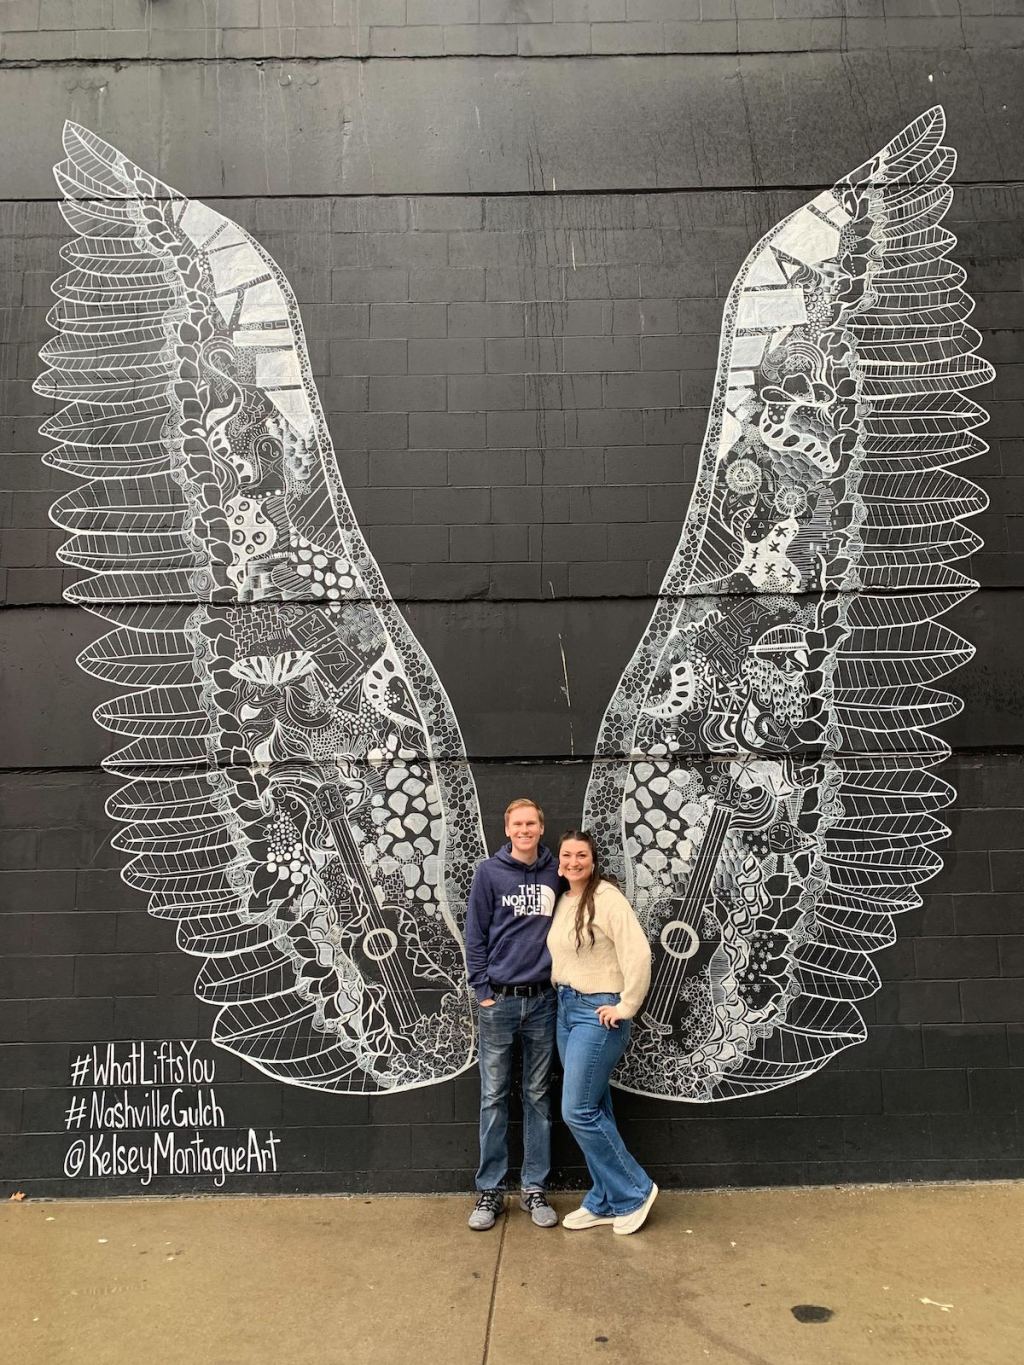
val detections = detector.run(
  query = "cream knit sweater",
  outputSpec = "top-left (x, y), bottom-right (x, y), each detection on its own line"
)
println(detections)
top-left (547, 880), bottom-right (652, 1018)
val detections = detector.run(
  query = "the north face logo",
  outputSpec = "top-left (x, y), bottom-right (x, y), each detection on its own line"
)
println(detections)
top-left (500, 885), bottom-right (556, 918)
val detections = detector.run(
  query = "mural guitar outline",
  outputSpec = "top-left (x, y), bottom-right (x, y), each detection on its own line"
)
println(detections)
top-left (37, 108), bottom-right (991, 1102)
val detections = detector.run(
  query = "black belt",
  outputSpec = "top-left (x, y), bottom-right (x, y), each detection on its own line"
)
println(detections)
top-left (489, 981), bottom-right (551, 999)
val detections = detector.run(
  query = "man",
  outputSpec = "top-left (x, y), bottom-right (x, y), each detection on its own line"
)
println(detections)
top-left (464, 798), bottom-right (562, 1230)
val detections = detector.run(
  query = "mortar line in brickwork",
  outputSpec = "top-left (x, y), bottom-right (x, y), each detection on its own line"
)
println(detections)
top-left (1, 588), bottom-right (1018, 610)
top-left (1, 750), bottom-right (1020, 777)
top-left (0, 50), bottom-right (1001, 71)
top-left (2, 180), bottom-right (1022, 205)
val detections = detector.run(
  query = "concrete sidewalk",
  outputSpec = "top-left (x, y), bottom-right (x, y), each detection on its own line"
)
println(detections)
top-left (5, 1182), bottom-right (1021, 1364)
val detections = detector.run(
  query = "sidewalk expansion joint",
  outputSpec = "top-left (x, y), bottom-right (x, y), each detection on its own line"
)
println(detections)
top-left (481, 1205), bottom-right (509, 1365)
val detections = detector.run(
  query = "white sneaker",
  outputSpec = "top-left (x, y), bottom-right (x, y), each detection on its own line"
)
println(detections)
top-left (612, 1184), bottom-right (658, 1235)
top-left (562, 1206), bottom-right (614, 1230)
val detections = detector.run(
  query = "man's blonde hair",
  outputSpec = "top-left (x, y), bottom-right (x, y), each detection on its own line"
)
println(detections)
top-left (504, 797), bottom-right (544, 824)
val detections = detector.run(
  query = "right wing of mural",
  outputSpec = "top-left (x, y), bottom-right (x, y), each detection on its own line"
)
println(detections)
top-left (584, 107), bottom-right (992, 1101)
top-left (36, 123), bottom-right (486, 1093)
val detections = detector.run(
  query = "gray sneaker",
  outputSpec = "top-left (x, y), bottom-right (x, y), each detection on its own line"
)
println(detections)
top-left (520, 1190), bottom-right (558, 1228)
top-left (468, 1189), bottom-right (504, 1231)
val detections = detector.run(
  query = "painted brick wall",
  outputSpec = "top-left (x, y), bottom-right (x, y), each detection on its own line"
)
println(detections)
top-left (1, 7), bottom-right (1022, 1195)
top-left (2, 0), bottom-right (1022, 60)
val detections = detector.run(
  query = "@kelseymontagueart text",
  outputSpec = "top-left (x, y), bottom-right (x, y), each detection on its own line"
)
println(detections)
top-left (63, 1042), bottom-right (281, 1188)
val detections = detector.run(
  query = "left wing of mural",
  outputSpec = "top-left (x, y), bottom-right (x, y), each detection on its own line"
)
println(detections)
top-left (34, 123), bottom-right (486, 1094)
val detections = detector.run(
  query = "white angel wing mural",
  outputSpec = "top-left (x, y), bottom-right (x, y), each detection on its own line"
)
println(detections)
top-left (36, 109), bottom-right (989, 1112)
top-left (36, 123), bottom-right (486, 1094)
top-left (583, 107), bottom-right (993, 1101)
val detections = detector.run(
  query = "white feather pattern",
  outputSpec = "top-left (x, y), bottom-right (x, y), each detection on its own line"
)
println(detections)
top-left (37, 123), bottom-right (486, 1095)
top-left (583, 108), bottom-right (994, 1101)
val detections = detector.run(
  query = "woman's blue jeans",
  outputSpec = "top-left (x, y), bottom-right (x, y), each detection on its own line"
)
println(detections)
top-left (475, 989), bottom-right (556, 1192)
top-left (556, 986), bottom-right (654, 1216)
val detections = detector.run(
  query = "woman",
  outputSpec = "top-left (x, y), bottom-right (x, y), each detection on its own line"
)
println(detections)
top-left (548, 831), bottom-right (657, 1234)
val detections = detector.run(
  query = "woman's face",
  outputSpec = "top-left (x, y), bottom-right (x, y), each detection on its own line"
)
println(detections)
top-left (559, 839), bottom-right (594, 884)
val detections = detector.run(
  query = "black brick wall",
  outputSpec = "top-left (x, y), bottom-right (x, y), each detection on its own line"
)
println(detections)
top-left (2, 1), bottom-right (1022, 60)
top-left (1, 7), bottom-right (1022, 1195)
top-left (3, 756), bottom-right (1023, 1194)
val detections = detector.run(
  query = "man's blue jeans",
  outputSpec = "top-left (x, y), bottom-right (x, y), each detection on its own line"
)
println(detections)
top-left (557, 986), bottom-right (654, 1216)
top-left (475, 990), bottom-right (556, 1192)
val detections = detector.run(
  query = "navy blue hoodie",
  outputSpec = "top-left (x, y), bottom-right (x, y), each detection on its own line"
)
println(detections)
top-left (464, 843), bottom-right (563, 1003)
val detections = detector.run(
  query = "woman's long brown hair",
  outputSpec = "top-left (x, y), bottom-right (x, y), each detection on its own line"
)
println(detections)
top-left (558, 831), bottom-right (603, 950)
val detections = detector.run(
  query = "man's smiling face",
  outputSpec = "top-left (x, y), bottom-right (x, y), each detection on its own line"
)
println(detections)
top-left (505, 805), bottom-right (543, 864)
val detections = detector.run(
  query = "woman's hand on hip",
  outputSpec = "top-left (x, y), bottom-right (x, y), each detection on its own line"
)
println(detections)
top-left (595, 1004), bottom-right (628, 1029)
